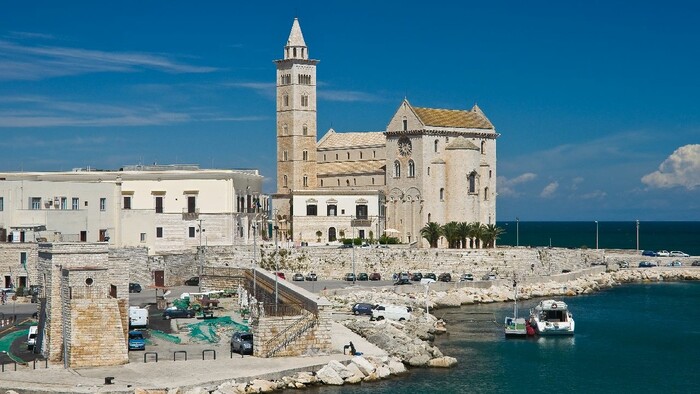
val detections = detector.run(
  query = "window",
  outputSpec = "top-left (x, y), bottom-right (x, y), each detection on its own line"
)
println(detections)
top-left (434, 139), bottom-right (439, 153)
top-left (156, 227), bottom-right (163, 238)
top-left (403, 117), bottom-right (408, 131)
top-left (284, 95), bottom-right (289, 106)
top-left (356, 204), bottom-right (368, 219)
top-left (372, 177), bottom-right (375, 185)
top-left (320, 179), bottom-right (324, 187)
top-left (481, 141), bottom-right (486, 154)
top-left (189, 227), bottom-right (196, 238)
top-left (327, 204), bottom-right (337, 216)
top-left (100, 198), bottom-right (106, 211)
top-left (283, 150), bottom-right (288, 161)
top-left (303, 150), bottom-right (308, 161)
top-left (347, 152), bottom-right (350, 160)
top-left (187, 196), bottom-right (196, 213)
top-left (323, 154), bottom-right (327, 161)
top-left (155, 196), bottom-right (163, 213)
top-left (373, 150), bottom-right (376, 158)
top-left (283, 175), bottom-right (288, 188)
top-left (303, 176), bottom-right (308, 187)
top-left (393, 160), bottom-right (401, 178)
top-left (427, 167), bottom-right (431, 176)
top-left (360, 152), bottom-right (363, 159)
top-left (469, 172), bottom-right (477, 193)
top-left (303, 125), bottom-right (308, 135)
top-left (123, 196), bottom-right (131, 210)
top-left (31, 197), bottom-right (41, 210)
top-left (408, 160), bottom-right (415, 178)
top-left (301, 94), bottom-right (309, 107)
top-left (484, 187), bottom-right (489, 200)
top-left (61, 197), bottom-right (67, 210)
top-left (140, 233), bottom-right (146, 242)
top-left (0, 197), bottom-right (3, 211)
top-left (353, 178), bottom-right (357, 185)
top-left (335, 154), bottom-right (339, 160)
top-left (20, 252), bottom-right (27, 267)
top-left (306, 204), bottom-right (317, 216)
top-left (282, 124), bottom-right (288, 135)
top-left (440, 188), bottom-right (445, 201)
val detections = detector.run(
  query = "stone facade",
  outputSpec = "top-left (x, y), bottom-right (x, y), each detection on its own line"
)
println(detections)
top-left (0, 242), bottom-right (38, 290)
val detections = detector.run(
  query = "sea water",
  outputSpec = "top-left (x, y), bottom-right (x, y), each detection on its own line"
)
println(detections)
top-left (310, 282), bottom-right (700, 393)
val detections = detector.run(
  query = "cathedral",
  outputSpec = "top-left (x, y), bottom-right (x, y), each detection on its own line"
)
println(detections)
top-left (272, 19), bottom-right (499, 248)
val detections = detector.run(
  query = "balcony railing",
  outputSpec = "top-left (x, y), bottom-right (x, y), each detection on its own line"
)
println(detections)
top-left (182, 208), bottom-right (200, 220)
top-left (351, 218), bottom-right (371, 227)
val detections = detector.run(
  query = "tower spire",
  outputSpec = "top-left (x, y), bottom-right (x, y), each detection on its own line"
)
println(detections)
top-left (284, 18), bottom-right (308, 60)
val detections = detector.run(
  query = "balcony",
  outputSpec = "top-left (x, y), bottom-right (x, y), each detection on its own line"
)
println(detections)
top-left (182, 208), bottom-right (200, 221)
top-left (351, 218), bottom-right (371, 227)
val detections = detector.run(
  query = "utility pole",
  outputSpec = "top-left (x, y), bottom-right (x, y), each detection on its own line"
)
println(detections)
top-left (197, 219), bottom-right (205, 293)
top-left (351, 215), bottom-right (356, 285)
top-left (252, 220), bottom-right (257, 300)
top-left (274, 225), bottom-right (279, 314)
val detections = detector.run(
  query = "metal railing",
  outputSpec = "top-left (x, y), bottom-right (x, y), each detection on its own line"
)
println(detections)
top-left (262, 309), bottom-right (318, 358)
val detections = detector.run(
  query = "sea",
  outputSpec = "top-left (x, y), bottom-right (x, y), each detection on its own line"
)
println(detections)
top-left (308, 222), bottom-right (700, 394)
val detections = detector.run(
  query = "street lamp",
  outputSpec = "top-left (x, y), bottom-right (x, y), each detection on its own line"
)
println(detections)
top-left (196, 219), bottom-right (205, 293)
top-left (595, 220), bottom-right (599, 250)
top-left (516, 217), bottom-right (519, 247)
top-left (274, 225), bottom-right (279, 313)
top-left (636, 220), bottom-right (640, 251)
top-left (351, 215), bottom-right (356, 285)
top-left (252, 221), bottom-right (257, 300)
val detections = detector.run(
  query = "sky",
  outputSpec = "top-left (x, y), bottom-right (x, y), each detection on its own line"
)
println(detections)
top-left (1, 1), bottom-right (698, 221)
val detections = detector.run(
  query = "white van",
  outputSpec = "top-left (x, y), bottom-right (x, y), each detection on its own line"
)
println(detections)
top-left (27, 326), bottom-right (38, 350)
top-left (129, 306), bottom-right (149, 328)
top-left (372, 304), bottom-right (412, 322)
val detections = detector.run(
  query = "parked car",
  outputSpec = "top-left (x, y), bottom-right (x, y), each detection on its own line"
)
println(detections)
top-left (460, 273), bottom-right (474, 282)
top-left (162, 308), bottom-right (196, 319)
top-left (184, 276), bottom-right (200, 286)
top-left (618, 261), bottom-right (629, 269)
top-left (642, 250), bottom-right (657, 257)
top-left (357, 272), bottom-right (369, 281)
top-left (292, 273), bottom-right (304, 281)
top-left (638, 261), bottom-right (657, 268)
top-left (424, 273), bottom-right (437, 281)
top-left (437, 273), bottom-right (452, 282)
top-left (305, 272), bottom-right (318, 281)
top-left (666, 261), bottom-right (682, 267)
top-left (656, 250), bottom-right (670, 257)
top-left (482, 273), bottom-right (497, 280)
top-left (393, 278), bottom-right (411, 285)
top-left (372, 304), bottom-right (412, 322)
top-left (561, 269), bottom-right (572, 273)
top-left (128, 330), bottom-right (146, 351)
top-left (411, 272), bottom-right (423, 282)
top-left (129, 283), bottom-right (142, 293)
top-left (344, 273), bottom-right (356, 281)
top-left (352, 302), bottom-right (375, 315)
top-left (360, 243), bottom-right (371, 249)
top-left (274, 272), bottom-right (286, 280)
top-left (339, 243), bottom-right (353, 249)
top-left (230, 331), bottom-right (254, 355)
top-left (692, 261), bottom-right (700, 266)
top-left (670, 251), bottom-right (690, 257)
top-left (27, 326), bottom-right (38, 350)
top-left (369, 272), bottom-right (381, 281)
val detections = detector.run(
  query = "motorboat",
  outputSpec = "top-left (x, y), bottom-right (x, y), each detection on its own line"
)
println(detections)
top-left (504, 280), bottom-right (530, 337)
top-left (529, 299), bottom-right (575, 336)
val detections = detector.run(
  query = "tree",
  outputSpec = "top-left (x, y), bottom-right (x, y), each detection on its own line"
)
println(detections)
top-left (441, 221), bottom-right (460, 248)
top-left (468, 222), bottom-right (483, 249)
top-left (420, 222), bottom-right (442, 248)
top-left (457, 222), bottom-right (470, 249)
top-left (315, 230), bottom-right (322, 242)
top-left (482, 224), bottom-right (505, 248)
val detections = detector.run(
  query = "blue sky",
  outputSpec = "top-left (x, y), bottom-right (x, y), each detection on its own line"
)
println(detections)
top-left (1, 1), bottom-right (698, 221)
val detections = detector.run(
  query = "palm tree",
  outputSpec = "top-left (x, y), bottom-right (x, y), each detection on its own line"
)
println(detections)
top-left (457, 222), bottom-right (470, 249)
top-left (441, 221), bottom-right (460, 248)
top-left (420, 222), bottom-right (442, 248)
top-left (468, 222), bottom-right (483, 249)
top-left (481, 224), bottom-right (505, 248)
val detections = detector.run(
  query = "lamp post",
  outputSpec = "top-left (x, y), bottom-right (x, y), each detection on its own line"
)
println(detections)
top-left (636, 220), bottom-right (640, 251)
top-left (351, 215), bottom-right (356, 285)
top-left (595, 220), bottom-right (599, 250)
top-left (197, 219), bottom-right (205, 293)
top-left (274, 225), bottom-right (279, 313)
top-left (516, 217), bottom-right (519, 247)
top-left (252, 221), bottom-right (257, 300)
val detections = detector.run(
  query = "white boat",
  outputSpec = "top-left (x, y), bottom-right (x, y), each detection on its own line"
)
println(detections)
top-left (504, 281), bottom-right (528, 337)
top-left (529, 299), bottom-right (575, 336)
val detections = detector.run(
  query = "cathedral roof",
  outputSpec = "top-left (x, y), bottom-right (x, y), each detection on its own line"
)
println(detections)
top-left (445, 136), bottom-right (480, 150)
top-left (317, 129), bottom-right (386, 150)
top-left (317, 160), bottom-right (385, 176)
top-left (412, 106), bottom-right (494, 129)
top-left (287, 18), bottom-right (307, 47)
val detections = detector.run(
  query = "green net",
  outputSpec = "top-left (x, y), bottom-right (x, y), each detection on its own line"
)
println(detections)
top-left (186, 316), bottom-right (249, 344)
top-left (149, 329), bottom-right (182, 344)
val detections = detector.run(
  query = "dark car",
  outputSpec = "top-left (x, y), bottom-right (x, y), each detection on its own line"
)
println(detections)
top-left (128, 330), bottom-right (146, 351)
top-left (424, 273), bottom-right (437, 281)
top-left (642, 250), bottom-right (657, 257)
top-left (129, 283), bottom-right (142, 293)
top-left (339, 243), bottom-right (353, 249)
top-left (162, 308), bottom-right (196, 319)
top-left (184, 276), bottom-right (199, 286)
top-left (292, 273), bottom-right (304, 281)
top-left (639, 261), bottom-right (657, 268)
top-left (344, 273), bottom-right (356, 281)
top-left (230, 331), bottom-right (253, 355)
top-left (394, 278), bottom-right (411, 285)
top-left (358, 273), bottom-right (369, 281)
top-left (352, 302), bottom-right (375, 315)
top-left (438, 273), bottom-right (452, 282)
top-left (692, 261), bottom-right (700, 267)
top-left (459, 273), bottom-right (474, 282)
top-left (305, 272), bottom-right (318, 281)
top-left (411, 272), bottom-right (423, 282)
top-left (369, 272), bottom-right (381, 281)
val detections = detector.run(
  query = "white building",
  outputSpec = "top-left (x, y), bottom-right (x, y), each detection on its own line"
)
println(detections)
top-left (0, 164), bottom-right (268, 254)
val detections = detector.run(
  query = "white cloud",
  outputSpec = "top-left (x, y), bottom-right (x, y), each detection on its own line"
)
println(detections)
top-left (497, 172), bottom-right (537, 197)
top-left (641, 144), bottom-right (700, 190)
top-left (318, 89), bottom-right (382, 102)
top-left (580, 190), bottom-right (607, 200)
top-left (0, 39), bottom-right (217, 81)
top-left (540, 182), bottom-right (559, 198)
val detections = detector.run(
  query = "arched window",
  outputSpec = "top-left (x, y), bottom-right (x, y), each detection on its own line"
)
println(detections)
top-left (347, 152), bottom-right (350, 160)
top-left (434, 140), bottom-right (439, 153)
top-left (337, 179), bottom-right (340, 186)
top-left (468, 172), bottom-right (476, 193)
top-left (283, 175), bottom-right (288, 188)
top-left (303, 175), bottom-right (308, 187)
top-left (302, 150), bottom-right (308, 161)
top-left (394, 160), bottom-right (401, 178)
top-left (481, 141), bottom-right (486, 154)
top-left (427, 167), bottom-right (431, 176)
top-left (428, 213), bottom-right (431, 222)
top-left (328, 227), bottom-right (337, 242)
top-left (283, 95), bottom-right (289, 107)
top-left (408, 160), bottom-right (415, 178)
top-left (303, 125), bottom-right (308, 135)
top-left (371, 177), bottom-right (375, 185)
top-left (323, 154), bottom-right (327, 161)
top-left (320, 179), bottom-right (324, 187)
top-left (353, 178), bottom-right (357, 185)
top-left (283, 150), bottom-right (288, 161)
top-left (282, 124), bottom-right (288, 136)
top-left (360, 152), bottom-right (363, 159)
top-left (440, 188), bottom-right (445, 201)
top-left (484, 187), bottom-right (489, 200)
top-left (402, 116), bottom-right (408, 131)
top-left (346, 179), bottom-right (350, 186)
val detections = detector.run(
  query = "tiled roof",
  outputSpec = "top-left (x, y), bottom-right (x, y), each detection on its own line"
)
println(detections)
top-left (317, 160), bottom-right (385, 176)
top-left (317, 130), bottom-right (386, 150)
top-left (445, 136), bottom-right (480, 150)
top-left (413, 106), bottom-right (494, 129)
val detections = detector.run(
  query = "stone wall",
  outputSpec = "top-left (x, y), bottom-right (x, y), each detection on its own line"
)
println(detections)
top-left (0, 242), bottom-right (39, 289)
top-left (253, 304), bottom-right (332, 358)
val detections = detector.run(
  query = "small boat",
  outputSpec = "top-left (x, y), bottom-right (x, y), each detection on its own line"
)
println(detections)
top-left (529, 299), bottom-right (575, 336)
top-left (504, 280), bottom-right (528, 337)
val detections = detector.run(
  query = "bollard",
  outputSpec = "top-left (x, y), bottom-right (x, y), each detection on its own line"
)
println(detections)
top-left (202, 349), bottom-right (216, 360)
top-left (173, 350), bottom-right (187, 361)
top-left (144, 352), bottom-right (158, 363)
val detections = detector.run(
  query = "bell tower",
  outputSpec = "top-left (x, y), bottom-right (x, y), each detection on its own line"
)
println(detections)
top-left (273, 18), bottom-right (319, 228)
